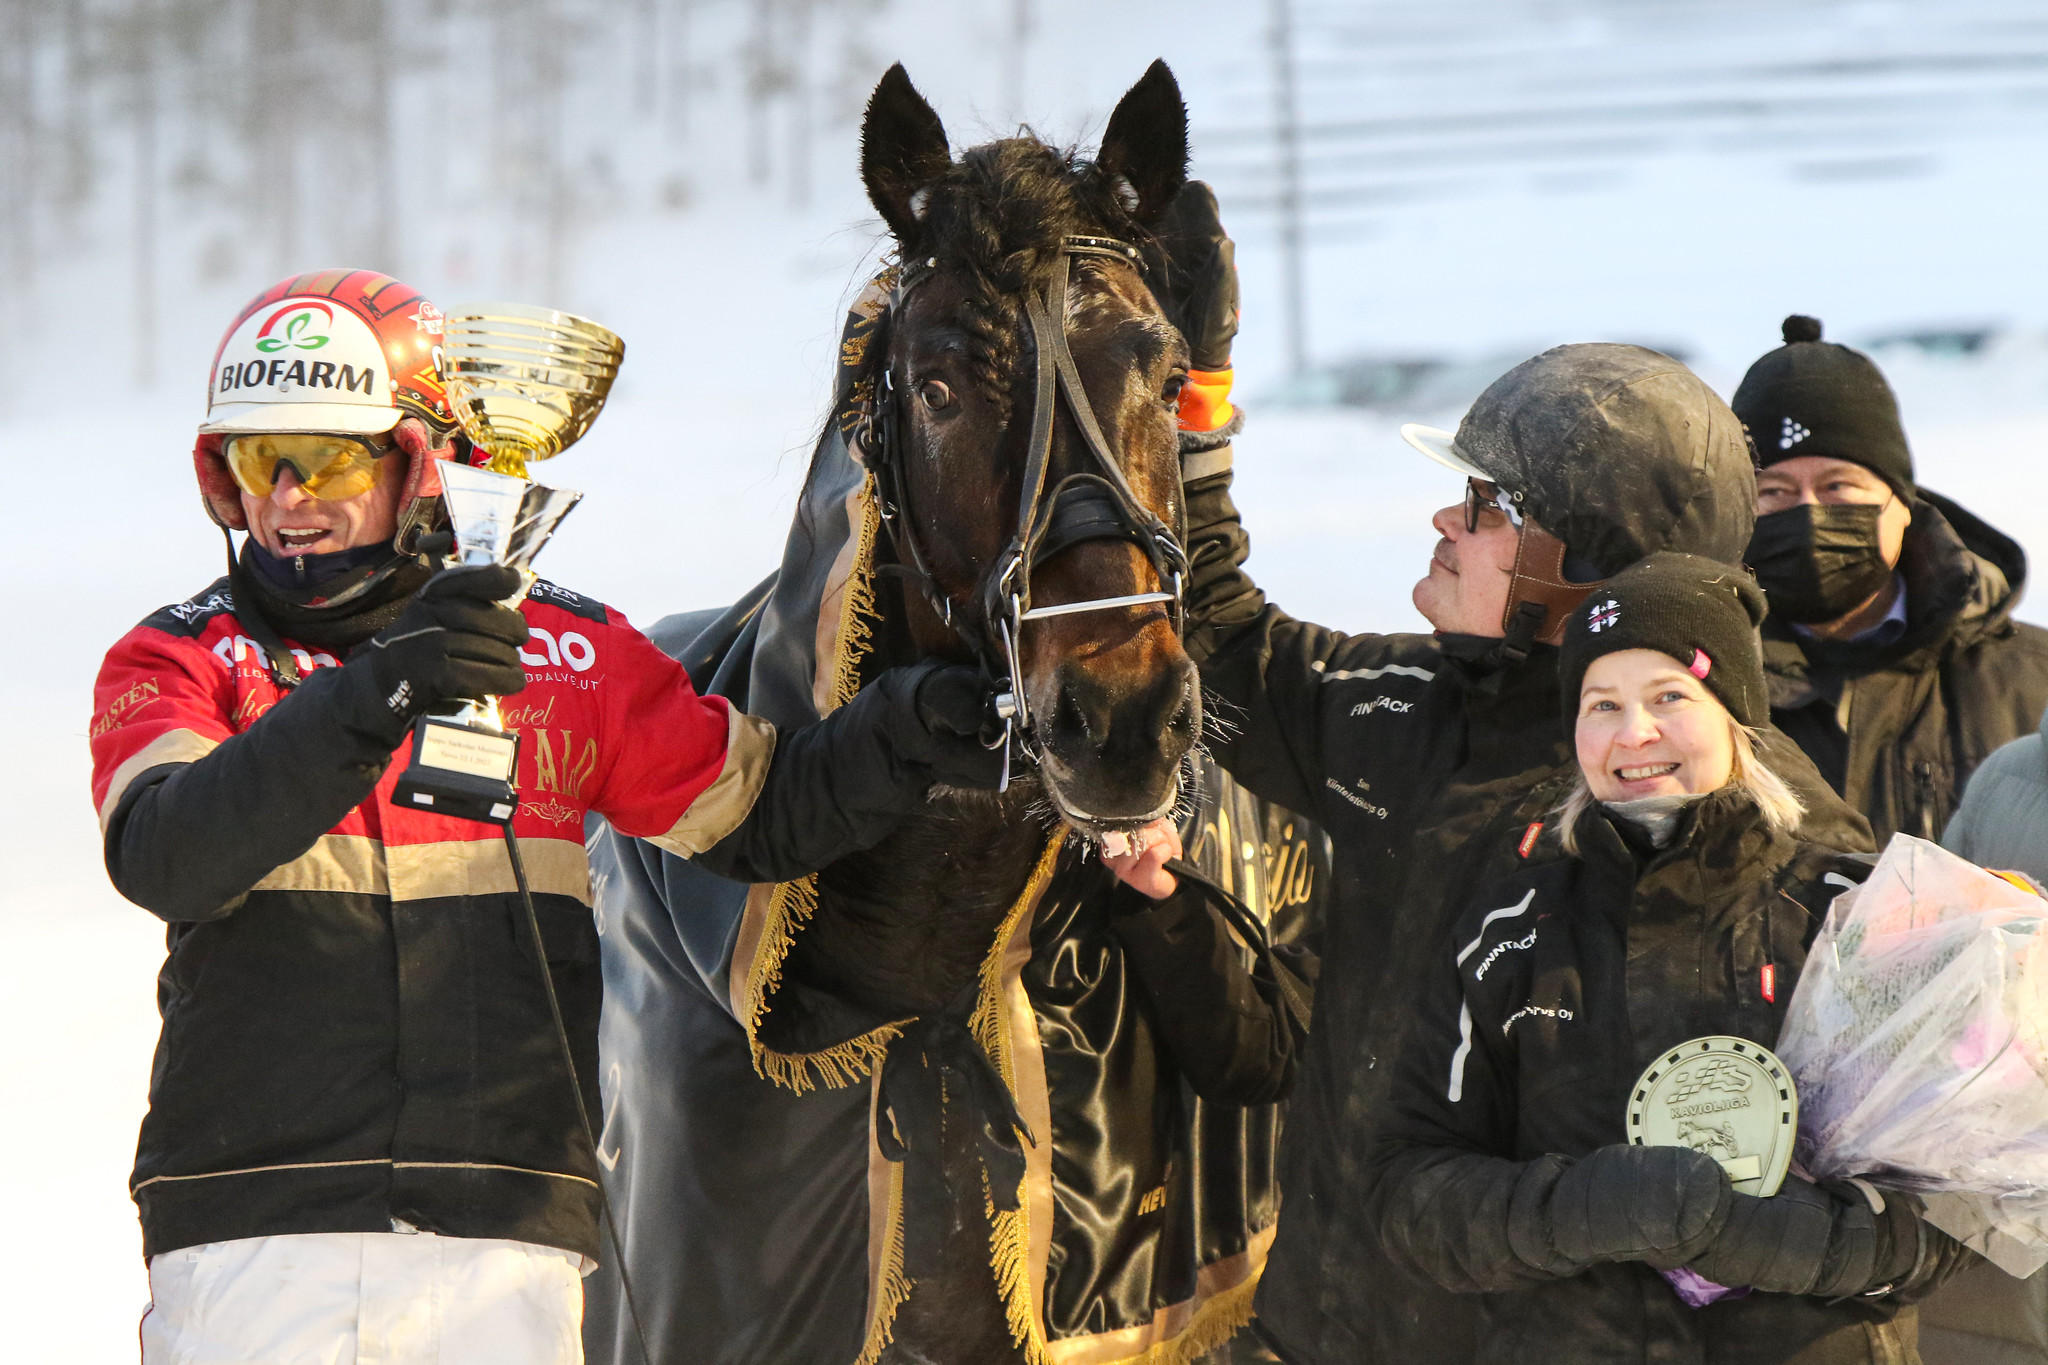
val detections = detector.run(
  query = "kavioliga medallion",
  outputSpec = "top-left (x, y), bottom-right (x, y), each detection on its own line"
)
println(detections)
top-left (1628, 1036), bottom-right (1798, 1197)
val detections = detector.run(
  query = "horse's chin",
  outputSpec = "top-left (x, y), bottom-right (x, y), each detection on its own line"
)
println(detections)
top-left (1034, 753), bottom-right (1183, 839)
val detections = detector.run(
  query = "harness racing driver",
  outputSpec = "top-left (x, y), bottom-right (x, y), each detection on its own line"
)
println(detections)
top-left (1140, 190), bottom-right (1873, 1365)
top-left (89, 270), bottom-right (1001, 1365)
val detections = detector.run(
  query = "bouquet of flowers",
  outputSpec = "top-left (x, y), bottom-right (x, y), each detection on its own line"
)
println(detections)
top-left (1777, 835), bottom-right (2048, 1277)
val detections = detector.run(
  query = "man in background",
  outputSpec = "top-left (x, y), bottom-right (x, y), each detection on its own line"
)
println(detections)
top-left (1732, 314), bottom-right (2048, 1365)
top-left (1736, 314), bottom-right (2048, 846)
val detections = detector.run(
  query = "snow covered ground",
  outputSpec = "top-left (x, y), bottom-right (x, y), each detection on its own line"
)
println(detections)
top-left (7, 0), bottom-right (2048, 1357)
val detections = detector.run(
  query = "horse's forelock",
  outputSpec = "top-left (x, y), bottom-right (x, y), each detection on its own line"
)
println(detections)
top-left (925, 138), bottom-right (1131, 292)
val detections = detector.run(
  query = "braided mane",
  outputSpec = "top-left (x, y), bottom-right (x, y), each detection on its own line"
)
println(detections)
top-left (910, 137), bottom-right (1146, 423)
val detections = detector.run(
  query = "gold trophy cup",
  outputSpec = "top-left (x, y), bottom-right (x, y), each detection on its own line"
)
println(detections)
top-left (391, 302), bottom-right (626, 824)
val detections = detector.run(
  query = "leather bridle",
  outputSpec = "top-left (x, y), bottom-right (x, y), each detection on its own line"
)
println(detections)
top-left (858, 235), bottom-right (1190, 790)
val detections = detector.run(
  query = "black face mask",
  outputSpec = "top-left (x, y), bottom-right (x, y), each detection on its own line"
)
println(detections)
top-left (1747, 502), bottom-right (1895, 624)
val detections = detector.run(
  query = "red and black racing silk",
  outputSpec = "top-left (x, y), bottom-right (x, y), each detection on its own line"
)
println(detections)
top-left (90, 575), bottom-right (771, 1261)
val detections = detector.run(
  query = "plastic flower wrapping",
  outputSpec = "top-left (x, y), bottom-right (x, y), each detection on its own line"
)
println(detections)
top-left (1776, 836), bottom-right (2048, 1277)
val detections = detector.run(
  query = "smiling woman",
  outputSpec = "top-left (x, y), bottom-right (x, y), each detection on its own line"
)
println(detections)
top-left (1554, 553), bottom-right (1802, 852)
top-left (1363, 550), bottom-right (1975, 1365)
top-left (1576, 649), bottom-right (1737, 801)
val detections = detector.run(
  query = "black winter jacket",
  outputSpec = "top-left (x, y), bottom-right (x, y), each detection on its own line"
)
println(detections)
top-left (1181, 469), bottom-right (1876, 1365)
top-left (1364, 791), bottom-right (1971, 1364)
top-left (1765, 490), bottom-right (2048, 846)
top-left (92, 575), bottom-right (971, 1263)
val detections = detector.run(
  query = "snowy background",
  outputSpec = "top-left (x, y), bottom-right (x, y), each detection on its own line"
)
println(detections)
top-left (5, 0), bottom-right (2048, 1355)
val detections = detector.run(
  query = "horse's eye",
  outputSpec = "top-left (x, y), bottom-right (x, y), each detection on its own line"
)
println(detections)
top-left (919, 380), bottom-right (955, 411)
top-left (1161, 373), bottom-right (1188, 406)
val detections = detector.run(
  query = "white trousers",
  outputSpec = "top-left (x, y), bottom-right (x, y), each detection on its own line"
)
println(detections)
top-left (139, 1230), bottom-right (585, 1365)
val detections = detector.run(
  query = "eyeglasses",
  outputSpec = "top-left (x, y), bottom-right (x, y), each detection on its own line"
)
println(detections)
top-left (1464, 478), bottom-right (1524, 533)
top-left (225, 432), bottom-right (394, 502)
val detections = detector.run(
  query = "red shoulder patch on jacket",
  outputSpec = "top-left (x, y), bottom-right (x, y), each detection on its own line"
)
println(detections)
top-left (1519, 822), bottom-right (1543, 858)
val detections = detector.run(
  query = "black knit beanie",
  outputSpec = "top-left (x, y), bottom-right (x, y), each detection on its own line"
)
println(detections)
top-left (1559, 553), bottom-right (1768, 726)
top-left (1730, 315), bottom-right (1914, 496)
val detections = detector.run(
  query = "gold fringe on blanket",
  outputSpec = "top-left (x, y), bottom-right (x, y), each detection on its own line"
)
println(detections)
top-left (977, 835), bottom-right (1065, 1365)
top-left (741, 471), bottom-right (907, 1092)
top-left (853, 832), bottom-right (1065, 1365)
top-left (1132, 1265), bottom-right (1263, 1365)
top-left (854, 1159), bottom-right (914, 1365)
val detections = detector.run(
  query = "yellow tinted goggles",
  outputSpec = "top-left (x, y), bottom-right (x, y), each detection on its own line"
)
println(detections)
top-left (225, 433), bottom-right (393, 502)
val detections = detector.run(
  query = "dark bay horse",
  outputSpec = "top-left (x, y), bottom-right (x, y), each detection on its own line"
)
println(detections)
top-left (773, 60), bottom-right (1206, 1363)
top-left (586, 59), bottom-right (1310, 1365)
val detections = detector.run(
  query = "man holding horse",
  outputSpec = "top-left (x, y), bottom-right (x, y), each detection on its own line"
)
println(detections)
top-left (89, 269), bottom-right (1005, 1365)
top-left (1155, 197), bottom-right (1875, 1365)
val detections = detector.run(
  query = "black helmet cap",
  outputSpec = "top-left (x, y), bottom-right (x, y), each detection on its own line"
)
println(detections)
top-left (1449, 343), bottom-right (1757, 577)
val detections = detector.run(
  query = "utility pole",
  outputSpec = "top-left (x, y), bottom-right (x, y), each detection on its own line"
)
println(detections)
top-left (1269, 0), bottom-right (1307, 376)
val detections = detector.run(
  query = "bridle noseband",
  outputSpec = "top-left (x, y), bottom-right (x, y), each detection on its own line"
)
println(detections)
top-left (859, 235), bottom-right (1190, 790)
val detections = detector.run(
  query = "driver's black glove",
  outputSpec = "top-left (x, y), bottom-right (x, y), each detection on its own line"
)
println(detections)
top-left (696, 662), bottom-right (1005, 884)
top-left (360, 563), bottom-right (530, 732)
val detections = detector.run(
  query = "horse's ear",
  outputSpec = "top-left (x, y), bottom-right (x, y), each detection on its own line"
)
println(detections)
top-left (1097, 59), bottom-right (1189, 225)
top-left (862, 63), bottom-right (952, 245)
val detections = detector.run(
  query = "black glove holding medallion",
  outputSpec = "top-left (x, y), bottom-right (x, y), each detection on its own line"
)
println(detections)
top-left (1685, 1174), bottom-right (1930, 1298)
top-left (360, 563), bottom-right (530, 730)
top-left (1746, 502), bottom-right (1897, 624)
top-left (1542, 1144), bottom-right (1733, 1271)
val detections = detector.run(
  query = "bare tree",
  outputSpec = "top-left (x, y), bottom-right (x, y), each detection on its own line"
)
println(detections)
top-left (745, 0), bottom-right (778, 184)
top-left (103, 0), bottom-right (165, 387)
top-left (0, 0), bottom-right (36, 417)
top-left (490, 0), bottom-right (569, 300)
top-left (786, 0), bottom-right (812, 208)
top-left (663, 0), bottom-right (694, 144)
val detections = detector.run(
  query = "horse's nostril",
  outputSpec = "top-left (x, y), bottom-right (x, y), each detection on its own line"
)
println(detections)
top-left (1051, 666), bottom-right (1201, 768)
top-left (1054, 687), bottom-right (1104, 746)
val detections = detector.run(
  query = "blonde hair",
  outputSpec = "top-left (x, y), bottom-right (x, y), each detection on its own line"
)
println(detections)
top-left (1555, 719), bottom-right (1805, 856)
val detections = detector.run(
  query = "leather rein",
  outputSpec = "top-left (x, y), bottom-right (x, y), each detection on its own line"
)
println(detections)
top-left (858, 235), bottom-right (1190, 790)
